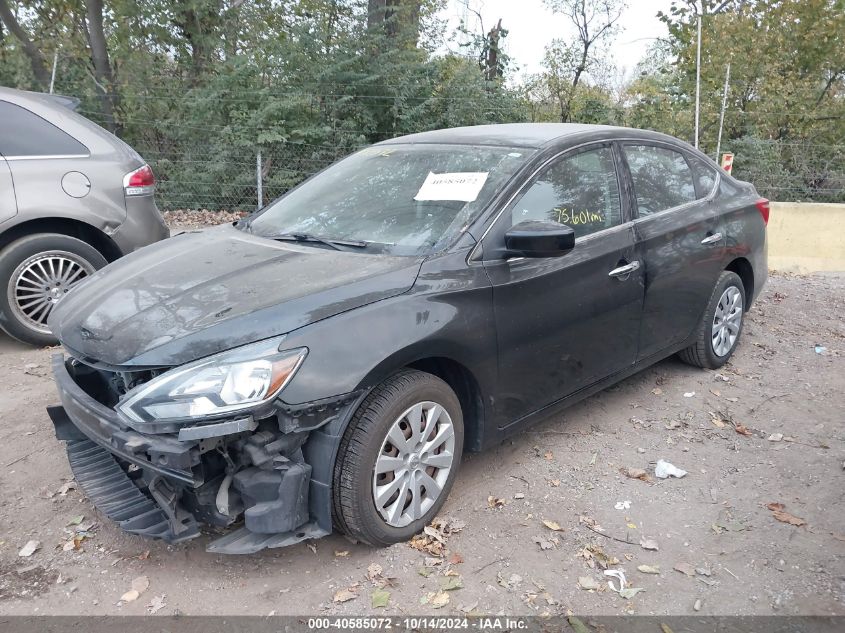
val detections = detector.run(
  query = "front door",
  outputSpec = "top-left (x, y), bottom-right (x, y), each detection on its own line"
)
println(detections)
top-left (0, 156), bottom-right (16, 225)
top-left (621, 143), bottom-right (726, 361)
top-left (481, 144), bottom-right (644, 428)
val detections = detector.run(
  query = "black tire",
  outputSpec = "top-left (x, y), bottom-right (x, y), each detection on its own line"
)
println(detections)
top-left (332, 369), bottom-right (464, 546)
top-left (0, 233), bottom-right (107, 346)
top-left (678, 270), bottom-right (746, 369)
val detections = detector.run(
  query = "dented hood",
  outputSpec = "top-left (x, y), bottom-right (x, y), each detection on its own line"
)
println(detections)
top-left (49, 224), bottom-right (423, 367)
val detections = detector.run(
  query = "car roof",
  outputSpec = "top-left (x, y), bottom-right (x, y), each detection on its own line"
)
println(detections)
top-left (379, 123), bottom-right (688, 150)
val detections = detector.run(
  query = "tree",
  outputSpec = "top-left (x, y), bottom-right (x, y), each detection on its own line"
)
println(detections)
top-left (0, 0), bottom-right (50, 88)
top-left (83, 0), bottom-right (119, 132)
top-left (540, 0), bottom-right (625, 121)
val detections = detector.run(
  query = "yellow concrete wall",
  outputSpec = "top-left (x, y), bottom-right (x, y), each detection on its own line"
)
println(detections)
top-left (768, 202), bottom-right (845, 273)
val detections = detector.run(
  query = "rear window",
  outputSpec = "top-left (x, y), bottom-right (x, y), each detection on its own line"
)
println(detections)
top-left (687, 155), bottom-right (718, 198)
top-left (624, 144), bottom-right (696, 216)
top-left (0, 101), bottom-right (89, 157)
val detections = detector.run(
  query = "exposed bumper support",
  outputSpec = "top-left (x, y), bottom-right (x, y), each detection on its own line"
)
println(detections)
top-left (48, 353), bottom-right (355, 554)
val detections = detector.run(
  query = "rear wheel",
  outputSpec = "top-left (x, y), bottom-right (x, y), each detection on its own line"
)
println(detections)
top-left (0, 233), bottom-right (106, 346)
top-left (332, 370), bottom-right (464, 545)
top-left (678, 270), bottom-right (746, 369)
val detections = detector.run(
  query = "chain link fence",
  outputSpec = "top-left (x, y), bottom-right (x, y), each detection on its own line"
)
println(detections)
top-left (137, 137), bottom-right (845, 213)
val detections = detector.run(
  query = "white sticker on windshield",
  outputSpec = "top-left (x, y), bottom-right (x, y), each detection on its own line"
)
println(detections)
top-left (414, 172), bottom-right (489, 202)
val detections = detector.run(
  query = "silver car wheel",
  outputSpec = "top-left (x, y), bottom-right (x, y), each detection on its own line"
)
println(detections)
top-left (7, 251), bottom-right (95, 334)
top-left (372, 401), bottom-right (456, 528)
top-left (711, 285), bottom-right (743, 357)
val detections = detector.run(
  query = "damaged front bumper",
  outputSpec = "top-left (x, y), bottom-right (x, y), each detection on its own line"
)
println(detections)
top-left (48, 353), bottom-right (361, 554)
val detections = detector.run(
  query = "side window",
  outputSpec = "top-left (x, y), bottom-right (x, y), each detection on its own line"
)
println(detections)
top-left (508, 146), bottom-right (622, 239)
top-left (624, 145), bottom-right (696, 216)
top-left (0, 101), bottom-right (89, 157)
top-left (687, 155), bottom-right (718, 198)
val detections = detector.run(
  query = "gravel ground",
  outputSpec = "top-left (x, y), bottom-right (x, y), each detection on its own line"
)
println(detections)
top-left (0, 266), bottom-right (843, 617)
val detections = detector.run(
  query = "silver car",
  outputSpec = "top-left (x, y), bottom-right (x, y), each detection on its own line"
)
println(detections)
top-left (0, 87), bottom-right (168, 345)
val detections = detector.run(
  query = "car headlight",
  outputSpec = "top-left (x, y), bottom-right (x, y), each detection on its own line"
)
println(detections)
top-left (117, 338), bottom-right (307, 426)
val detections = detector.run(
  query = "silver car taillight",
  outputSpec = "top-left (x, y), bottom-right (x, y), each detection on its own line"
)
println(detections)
top-left (123, 164), bottom-right (155, 196)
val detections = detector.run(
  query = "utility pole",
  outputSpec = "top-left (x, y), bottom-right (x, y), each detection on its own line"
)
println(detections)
top-left (715, 63), bottom-right (731, 161)
top-left (694, 13), bottom-right (702, 149)
top-left (49, 50), bottom-right (58, 94)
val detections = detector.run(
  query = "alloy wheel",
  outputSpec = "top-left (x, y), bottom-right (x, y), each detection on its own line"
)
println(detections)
top-left (711, 285), bottom-right (743, 357)
top-left (372, 401), bottom-right (456, 528)
top-left (7, 251), bottom-right (94, 334)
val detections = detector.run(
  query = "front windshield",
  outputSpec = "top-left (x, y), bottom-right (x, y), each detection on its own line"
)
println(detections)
top-left (246, 143), bottom-right (531, 255)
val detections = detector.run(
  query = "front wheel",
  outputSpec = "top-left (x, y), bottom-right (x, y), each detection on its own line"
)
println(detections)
top-left (678, 270), bottom-right (746, 369)
top-left (332, 370), bottom-right (464, 546)
top-left (0, 233), bottom-right (107, 346)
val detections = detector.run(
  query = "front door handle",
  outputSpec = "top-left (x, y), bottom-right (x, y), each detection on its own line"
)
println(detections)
top-left (608, 260), bottom-right (641, 278)
top-left (700, 232), bottom-right (723, 245)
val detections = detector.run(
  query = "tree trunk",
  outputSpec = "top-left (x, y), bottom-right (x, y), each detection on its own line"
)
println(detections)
top-left (84, 0), bottom-right (120, 134)
top-left (0, 0), bottom-right (50, 89)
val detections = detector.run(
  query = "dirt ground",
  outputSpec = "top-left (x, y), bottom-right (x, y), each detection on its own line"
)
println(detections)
top-left (0, 271), bottom-right (843, 617)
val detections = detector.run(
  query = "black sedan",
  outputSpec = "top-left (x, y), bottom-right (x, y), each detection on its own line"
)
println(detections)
top-left (46, 123), bottom-right (768, 553)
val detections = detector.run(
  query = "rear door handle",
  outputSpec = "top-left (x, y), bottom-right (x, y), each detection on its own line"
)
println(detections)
top-left (701, 232), bottom-right (723, 245)
top-left (608, 260), bottom-right (641, 278)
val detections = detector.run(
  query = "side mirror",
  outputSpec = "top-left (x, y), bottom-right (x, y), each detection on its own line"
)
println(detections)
top-left (504, 220), bottom-right (575, 258)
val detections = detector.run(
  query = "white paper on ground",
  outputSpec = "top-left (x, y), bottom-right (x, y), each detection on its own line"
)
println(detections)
top-left (414, 172), bottom-right (489, 202)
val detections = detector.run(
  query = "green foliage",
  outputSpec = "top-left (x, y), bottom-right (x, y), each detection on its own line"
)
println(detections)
top-left (0, 0), bottom-right (841, 204)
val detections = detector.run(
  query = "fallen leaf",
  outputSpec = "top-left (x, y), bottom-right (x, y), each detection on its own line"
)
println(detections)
top-left (734, 424), bottom-right (753, 436)
top-left (487, 496), bottom-right (505, 509)
top-left (549, 479), bottom-right (560, 487)
top-left (579, 544), bottom-right (619, 569)
top-left (652, 387), bottom-right (663, 395)
top-left (674, 562), bottom-right (696, 576)
top-left (637, 564), bottom-right (660, 574)
top-left (428, 591), bottom-right (450, 608)
top-left (542, 519), bottom-right (563, 531)
top-left (621, 467), bottom-right (651, 482)
top-left (138, 550), bottom-right (150, 561)
top-left (66, 515), bottom-right (84, 527)
top-left (544, 450), bottom-right (554, 461)
top-left (640, 537), bottom-right (659, 551)
top-left (619, 587), bottom-right (645, 599)
top-left (568, 616), bottom-right (591, 633)
top-left (418, 566), bottom-right (434, 578)
top-left (366, 563), bottom-right (383, 582)
top-left (578, 576), bottom-right (600, 591)
top-left (57, 481), bottom-right (77, 496)
top-left (661, 624), bottom-right (675, 633)
top-left (448, 552), bottom-right (464, 565)
top-left (333, 588), bottom-right (358, 603)
top-left (589, 452), bottom-right (597, 465)
top-left (371, 588), bottom-right (390, 608)
top-left (423, 525), bottom-right (446, 543)
top-left (533, 536), bottom-right (555, 551)
top-left (440, 575), bottom-right (463, 591)
top-left (18, 540), bottom-right (40, 557)
top-left (766, 502), bottom-right (806, 526)
top-left (626, 522), bottom-right (637, 529)
top-left (121, 590), bottom-right (140, 603)
top-left (147, 595), bottom-right (166, 614)
top-left (709, 388), bottom-right (721, 396)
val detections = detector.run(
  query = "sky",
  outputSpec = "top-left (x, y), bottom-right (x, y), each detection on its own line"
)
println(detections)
top-left (441, 0), bottom-right (671, 81)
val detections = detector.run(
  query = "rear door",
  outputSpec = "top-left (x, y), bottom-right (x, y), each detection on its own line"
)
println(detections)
top-left (621, 142), bottom-right (725, 361)
top-left (481, 143), bottom-right (644, 427)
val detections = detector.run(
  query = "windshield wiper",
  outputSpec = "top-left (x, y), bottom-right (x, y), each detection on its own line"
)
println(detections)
top-left (270, 232), bottom-right (368, 250)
